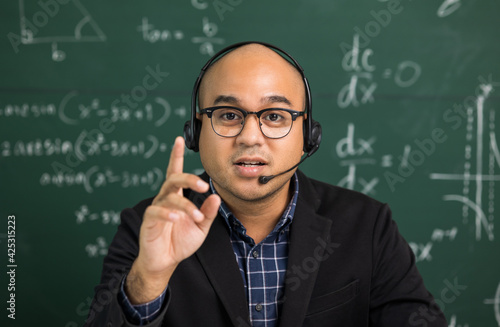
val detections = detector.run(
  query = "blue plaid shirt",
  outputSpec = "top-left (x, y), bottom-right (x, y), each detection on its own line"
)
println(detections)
top-left (118, 276), bottom-right (167, 325)
top-left (120, 173), bottom-right (299, 326)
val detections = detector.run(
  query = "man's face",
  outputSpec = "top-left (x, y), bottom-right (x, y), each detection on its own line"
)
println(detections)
top-left (198, 45), bottom-right (306, 203)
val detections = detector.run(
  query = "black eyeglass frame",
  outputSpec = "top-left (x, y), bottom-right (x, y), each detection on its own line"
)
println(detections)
top-left (200, 106), bottom-right (306, 139)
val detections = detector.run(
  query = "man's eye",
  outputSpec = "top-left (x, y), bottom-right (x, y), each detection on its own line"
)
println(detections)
top-left (222, 113), bottom-right (237, 120)
top-left (263, 112), bottom-right (285, 122)
top-left (218, 110), bottom-right (243, 122)
top-left (266, 113), bottom-right (282, 121)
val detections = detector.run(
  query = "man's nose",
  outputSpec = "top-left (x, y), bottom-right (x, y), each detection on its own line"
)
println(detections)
top-left (236, 114), bottom-right (265, 145)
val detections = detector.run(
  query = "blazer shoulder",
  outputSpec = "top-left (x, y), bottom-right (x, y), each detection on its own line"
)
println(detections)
top-left (117, 197), bottom-right (155, 234)
top-left (297, 170), bottom-right (387, 223)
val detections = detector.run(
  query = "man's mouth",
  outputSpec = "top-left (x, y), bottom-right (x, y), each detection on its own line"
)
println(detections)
top-left (235, 161), bottom-right (266, 167)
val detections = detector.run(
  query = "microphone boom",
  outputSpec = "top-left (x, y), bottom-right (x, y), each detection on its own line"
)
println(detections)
top-left (258, 148), bottom-right (316, 184)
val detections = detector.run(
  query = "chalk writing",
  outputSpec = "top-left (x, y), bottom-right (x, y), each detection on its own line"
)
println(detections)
top-left (0, 103), bottom-right (56, 118)
top-left (191, 0), bottom-right (209, 10)
top-left (12, 0), bottom-right (106, 61)
top-left (1, 94), bottom-right (186, 126)
top-left (338, 34), bottom-right (421, 108)
top-left (431, 227), bottom-right (458, 242)
top-left (59, 92), bottom-right (182, 126)
top-left (483, 281), bottom-right (500, 326)
top-left (335, 123), bottom-right (410, 194)
top-left (437, 0), bottom-right (461, 18)
top-left (1, 135), bottom-right (171, 159)
top-left (39, 166), bottom-right (163, 193)
top-left (409, 227), bottom-right (458, 263)
top-left (75, 205), bottom-right (120, 225)
top-left (136, 16), bottom-right (224, 55)
top-left (448, 315), bottom-right (469, 327)
top-left (430, 83), bottom-right (496, 241)
top-left (191, 17), bottom-right (224, 55)
top-left (85, 237), bottom-right (108, 258)
top-left (137, 17), bottom-right (184, 43)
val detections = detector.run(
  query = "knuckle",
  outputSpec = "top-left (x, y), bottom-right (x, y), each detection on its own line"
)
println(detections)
top-left (186, 174), bottom-right (199, 185)
top-left (152, 188), bottom-right (197, 215)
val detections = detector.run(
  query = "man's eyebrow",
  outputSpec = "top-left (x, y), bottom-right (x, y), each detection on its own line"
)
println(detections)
top-left (212, 94), bottom-right (292, 107)
top-left (213, 95), bottom-right (239, 106)
top-left (261, 95), bottom-right (292, 106)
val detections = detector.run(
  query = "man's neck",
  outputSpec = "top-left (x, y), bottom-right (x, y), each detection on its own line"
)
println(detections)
top-left (218, 180), bottom-right (292, 244)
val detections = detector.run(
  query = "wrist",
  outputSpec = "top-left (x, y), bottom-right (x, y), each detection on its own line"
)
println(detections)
top-left (125, 262), bottom-right (175, 304)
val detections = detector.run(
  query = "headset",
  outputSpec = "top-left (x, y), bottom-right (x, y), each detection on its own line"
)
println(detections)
top-left (184, 41), bottom-right (322, 155)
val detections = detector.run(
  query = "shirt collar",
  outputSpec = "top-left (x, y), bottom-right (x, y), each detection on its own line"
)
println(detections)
top-left (209, 173), bottom-right (299, 237)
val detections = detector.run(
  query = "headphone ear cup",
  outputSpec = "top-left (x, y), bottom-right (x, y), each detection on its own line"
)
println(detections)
top-left (183, 118), bottom-right (202, 152)
top-left (303, 119), bottom-right (322, 153)
top-left (183, 120), bottom-right (195, 151)
top-left (310, 120), bottom-right (322, 150)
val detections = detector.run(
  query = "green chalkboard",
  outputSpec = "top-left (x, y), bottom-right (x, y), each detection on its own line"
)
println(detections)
top-left (1, 0), bottom-right (499, 326)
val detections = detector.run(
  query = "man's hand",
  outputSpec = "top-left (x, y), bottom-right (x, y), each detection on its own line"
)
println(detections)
top-left (125, 136), bottom-right (221, 304)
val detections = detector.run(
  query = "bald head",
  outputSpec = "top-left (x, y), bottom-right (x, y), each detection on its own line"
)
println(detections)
top-left (198, 43), bottom-right (305, 110)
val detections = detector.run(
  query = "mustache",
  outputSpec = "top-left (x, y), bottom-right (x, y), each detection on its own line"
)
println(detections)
top-left (230, 150), bottom-right (271, 163)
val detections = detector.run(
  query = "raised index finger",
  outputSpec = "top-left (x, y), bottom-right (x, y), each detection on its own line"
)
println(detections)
top-left (166, 136), bottom-right (185, 178)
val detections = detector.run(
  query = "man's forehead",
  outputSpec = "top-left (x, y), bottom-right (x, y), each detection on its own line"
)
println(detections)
top-left (198, 44), bottom-right (304, 104)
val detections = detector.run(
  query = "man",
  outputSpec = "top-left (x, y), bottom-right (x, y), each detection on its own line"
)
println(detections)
top-left (86, 42), bottom-right (447, 326)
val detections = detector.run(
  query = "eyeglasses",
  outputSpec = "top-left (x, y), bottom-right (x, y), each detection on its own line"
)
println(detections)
top-left (200, 106), bottom-right (305, 139)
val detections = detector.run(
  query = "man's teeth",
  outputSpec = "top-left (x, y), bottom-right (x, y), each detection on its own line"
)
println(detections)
top-left (239, 162), bottom-right (263, 167)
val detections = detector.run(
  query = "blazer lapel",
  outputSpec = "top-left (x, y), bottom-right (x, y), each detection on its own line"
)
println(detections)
top-left (189, 184), bottom-right (251, 327)
top-left (279, 172), bottom-right (333, 327)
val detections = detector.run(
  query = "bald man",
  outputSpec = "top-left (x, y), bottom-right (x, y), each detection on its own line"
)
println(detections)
top-left (86, 42), bottom-right (447, 327)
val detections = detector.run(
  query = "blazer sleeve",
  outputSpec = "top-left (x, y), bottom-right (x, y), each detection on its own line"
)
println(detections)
top-left (369, 204), bottom-right (447, 326)
top-left (84, 201), bottom-right (170, 327)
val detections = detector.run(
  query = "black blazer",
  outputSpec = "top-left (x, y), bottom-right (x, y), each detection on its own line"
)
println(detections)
top-left (86, 171), bottom-right (447, 326)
